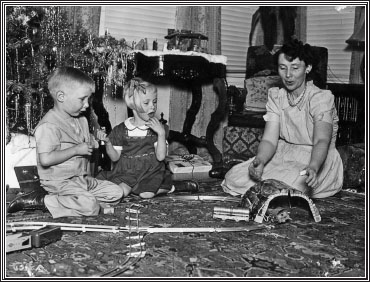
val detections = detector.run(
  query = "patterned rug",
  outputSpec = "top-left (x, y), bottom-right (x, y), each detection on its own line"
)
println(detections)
top-left (5, 181), bottom-right (366, 278)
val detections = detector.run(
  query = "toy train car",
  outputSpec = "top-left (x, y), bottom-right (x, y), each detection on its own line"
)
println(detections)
top-left (213, 206), bottom-right (250, 222)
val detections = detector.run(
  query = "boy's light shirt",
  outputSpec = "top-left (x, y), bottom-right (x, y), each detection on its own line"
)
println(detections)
top-left (90, 134), bottom-right (100, 148)
top-left (112, 117), bottom-right (167, 152)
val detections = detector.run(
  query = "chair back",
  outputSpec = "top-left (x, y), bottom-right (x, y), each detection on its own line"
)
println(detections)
top-left (245, 45), bottom-right (328, 89)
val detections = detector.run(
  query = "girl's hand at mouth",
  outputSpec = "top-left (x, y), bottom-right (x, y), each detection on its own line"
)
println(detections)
top-left (145, 117), bottom-right (165, 136)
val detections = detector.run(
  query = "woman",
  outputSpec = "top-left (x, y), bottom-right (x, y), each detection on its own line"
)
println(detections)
top-left (222, 39), bottom-right (343, 198)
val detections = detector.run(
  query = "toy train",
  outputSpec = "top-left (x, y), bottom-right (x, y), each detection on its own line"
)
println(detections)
top-left (213, 206), bottom-right (250, 222)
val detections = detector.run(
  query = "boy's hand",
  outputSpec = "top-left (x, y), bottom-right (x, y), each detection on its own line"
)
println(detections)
top-left (96, 129), bottom-right (110, 143)
top-left (85, 175), bottom-right (98, 190)
top-left (145, 117), bottom-right (165, 136)
top-left (75, 142), bottom-right (93, 156)
top-left (89, 134), bottom-right (99, 149)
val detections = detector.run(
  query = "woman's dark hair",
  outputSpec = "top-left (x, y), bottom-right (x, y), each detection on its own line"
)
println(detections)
top-left (276, 38), bottom-right (315, 67)
top-left (275, 38), bottom-right (323, 85)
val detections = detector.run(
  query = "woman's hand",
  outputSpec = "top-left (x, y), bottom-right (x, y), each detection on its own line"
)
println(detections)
top-left (145, 117), bottom-right (165, 137)
top-left (304, 167), bottom-right (319, 189)
top-left (249, 157), bottom-right (264, 181)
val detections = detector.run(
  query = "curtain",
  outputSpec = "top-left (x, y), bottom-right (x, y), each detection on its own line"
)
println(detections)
top-left (250, 6), bottom-right (304, 48)
top-left (295, 7), bottom-right (307, 43)
top-left (175, 6), bottom-right (221, 55)
top-left (349, 6), bottom-right (365, 84)
top-left (61, 6), bottom-right (101, 35)
top-left (169, 6), bottom-right (224, 158)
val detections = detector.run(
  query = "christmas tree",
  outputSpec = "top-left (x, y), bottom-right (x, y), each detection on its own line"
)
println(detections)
top-left (6, 6), bottom-right (134, 141)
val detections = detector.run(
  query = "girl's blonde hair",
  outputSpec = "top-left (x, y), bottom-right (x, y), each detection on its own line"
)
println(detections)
top-left (124, 77), bottom-right (157, 113)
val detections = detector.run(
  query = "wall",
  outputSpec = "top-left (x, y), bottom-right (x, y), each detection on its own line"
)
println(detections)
top-left (169, 82), bottom-right (224, 156)
top-left (96, 6), bottom-right (362, 159)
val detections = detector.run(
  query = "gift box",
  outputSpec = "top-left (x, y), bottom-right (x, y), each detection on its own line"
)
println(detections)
top-left (171, 171), bottom-right (211, 181)
top-left (14, 166), bottom-right (44, 193)
top-left (165, 154), bottom-right (212, 174)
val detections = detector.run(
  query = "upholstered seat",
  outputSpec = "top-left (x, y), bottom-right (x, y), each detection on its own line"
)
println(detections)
top-left (229, 45), bottom-right (328, 129)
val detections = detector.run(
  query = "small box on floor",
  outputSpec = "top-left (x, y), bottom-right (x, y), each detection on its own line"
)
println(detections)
top-left (30, 226), bottom-right (62, 248)
top-left (6, 233), bottom-right (32, 253)
top-left (100, 203), bottom-right (114, 214)
top-left (165, 154), bottom-right (212, 174)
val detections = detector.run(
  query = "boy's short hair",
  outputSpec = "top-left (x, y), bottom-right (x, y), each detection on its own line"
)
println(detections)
top-left (47, 67), bottom-right (95, 98)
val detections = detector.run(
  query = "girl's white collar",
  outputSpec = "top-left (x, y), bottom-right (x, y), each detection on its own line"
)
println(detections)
top-left (125, 117), bottom-right (149, 130)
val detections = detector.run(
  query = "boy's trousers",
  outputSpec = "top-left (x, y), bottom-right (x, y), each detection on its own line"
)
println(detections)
top-left (42, 175), bottom-right (124, 218)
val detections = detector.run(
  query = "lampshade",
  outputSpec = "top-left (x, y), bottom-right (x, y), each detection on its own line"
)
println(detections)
top-left (346, 6), bottom-right (365, 47)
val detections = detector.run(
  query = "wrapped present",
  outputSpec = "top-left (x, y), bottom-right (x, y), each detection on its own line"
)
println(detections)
top-left (171, 171), bottom-right (211, 181)
top-left (165, 154), bottom-right (212, 174)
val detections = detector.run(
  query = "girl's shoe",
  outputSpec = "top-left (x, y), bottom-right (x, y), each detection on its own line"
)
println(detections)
top-left (172, 180), bottom-right (199, 193)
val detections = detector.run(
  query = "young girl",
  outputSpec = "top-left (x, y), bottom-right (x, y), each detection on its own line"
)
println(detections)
top-left (96, 77), bottom-right (198, 199)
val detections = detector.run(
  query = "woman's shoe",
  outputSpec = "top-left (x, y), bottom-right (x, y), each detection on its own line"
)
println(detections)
top-left (209, 159), bottom-right (245, 179)
top-left (7, 190), bottom-right (47, 213)
top-left (209, 167), bottom-right (229, 179)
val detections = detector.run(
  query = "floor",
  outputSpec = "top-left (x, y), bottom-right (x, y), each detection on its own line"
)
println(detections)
top-left (5, 180), bottom-right (366, 278)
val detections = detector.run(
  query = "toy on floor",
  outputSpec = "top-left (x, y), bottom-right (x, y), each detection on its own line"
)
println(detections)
top-left (266, 207), bottom-right (291, 223)
top-left (239, 179), bottom-right (321, 223)
top-left (6, 226), bottom-right (62, 253)
top-left (213, 206), bottom-right (250, 222)
top-left (6, 233), bottom-right (31, 253)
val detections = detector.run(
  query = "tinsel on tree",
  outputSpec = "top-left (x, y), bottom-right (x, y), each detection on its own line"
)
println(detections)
top-left (6, 6), bottom-right (134, 141)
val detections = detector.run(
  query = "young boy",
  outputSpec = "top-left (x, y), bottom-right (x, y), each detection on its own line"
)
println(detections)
top-left (7, 67), bottom-right (124, 218)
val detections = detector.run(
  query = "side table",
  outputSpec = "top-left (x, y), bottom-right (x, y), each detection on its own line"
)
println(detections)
top-left (132, 50), bottom-right (228, 168)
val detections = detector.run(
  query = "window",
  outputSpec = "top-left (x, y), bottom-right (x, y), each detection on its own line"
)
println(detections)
top-left (98, 6), bottom-right (176, 127)
top-left (306, 6), bottom-right (356, 84)
top-left (99, 6), bottom-right (176, 51)
top-left (222, 5), bottom-right (356, 86)
top-left (221, 6), bottom-right (258, 87)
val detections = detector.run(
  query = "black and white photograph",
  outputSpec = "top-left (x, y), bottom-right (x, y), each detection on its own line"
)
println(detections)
top-left (2, 1), bottom-right (367, 279)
